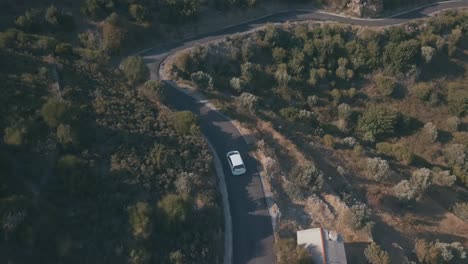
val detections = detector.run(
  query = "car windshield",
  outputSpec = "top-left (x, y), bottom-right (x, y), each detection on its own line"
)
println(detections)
top-left (233, 165), bottom-right (245, 171)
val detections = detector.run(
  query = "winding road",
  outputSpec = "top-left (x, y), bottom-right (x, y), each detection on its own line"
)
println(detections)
top-left (140, 1), bottom-right (468, 263)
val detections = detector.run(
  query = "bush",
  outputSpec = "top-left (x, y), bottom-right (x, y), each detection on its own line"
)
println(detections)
top-left (323, 134), bottom-right (335, 148)
top-left (143, 80), bottom-right (167, 101)
top-left (160, 0), bottom-right (201, 24)
top-left (446, 116), bottom-right (461, 132)
top-left (357, 105), bottom-right (398, 142)
top-left (56, 124), bottom-right (77, 146)
top-left (230, 77), bottom-right (245, 92)
top-left (383, 39), bottom-right (420, 72)
top-left (433, 170), bottom-right (456, 187)
top-left (364, 243), bottom-right (390, 264)
top-left (127, 202), bottom-right (152, 239)
top-left (393, 180), bottom-right (417, 202)
top-left (129, 4), bottom-right (151, 23)
top-left (157, 194), bottom-right (192, 231)
top-left (414, 239), bottom-right (467, 264)
top-left (364, 157), bottom-right (392, 181)
top-left (421, 46), bottom-right (436, 63)
top-left (235, 92), bottom-right (258, 114)
top-left (45, 5), bottom-right (75, 31)
top-left (343, 137), bottom-right (358, 148)
top-left (170, 111), bottom-right (198, 135)
top-left (346, 203), bottom-right (374, 232)
top-left (375, 75), bottom-right (397, 97)
top-left (289, 164), bottom-right (324, 193)
top-left (423, 122), bottom-right (438, 143)
top-left (121, 56), bottom-right (149, 85)
top-left (307, 95), bottom-right (318, 108)
top-left (102, 13), bottom-right (127, 54)
top-left (337, 103), bottom-right (352, 120)
top-left (452, 202), bottom-right (468, 221)
top-left (410, 168), bottom-right (433, 195)
top-left (276, 238), bottom-right (312, 264)
top-left (15, 9), bottom-right (42, 32)
top-left (376, 142), bottom-right (414, 165)
top-left (410, 82), bottom-right (434, 101)
top-left (4, 125), bottom-right (27, 146)
top-left (41, 99), bottom-right (71, 127)
top-left (191, 71), bottom-right (213, 90)
top-left (447, 82), bottom-right (468, 116)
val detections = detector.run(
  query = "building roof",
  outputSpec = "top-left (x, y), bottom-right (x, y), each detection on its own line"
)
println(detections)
top-left (297, 227), bottom-right (347, 264)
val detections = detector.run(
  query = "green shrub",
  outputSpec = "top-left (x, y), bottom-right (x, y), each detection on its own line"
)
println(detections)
top-left (41, 99), bottom-right (71, 127)
top-left (346, 203), bottom-right (374, 232)
top-left (364, 157), bottom-right (392, 181)
top-left (452, 202), bottom-right (468, 221)
top-left (446, 116), bottom-right (461, 132)
top-left (191, 71), bottom-right (213, 90)
top-left (157, 194), bottom-right (192, 231)
top-left (102, 13), bottom-right (127, 54)
top-left (170, 111), bottom-right (198, 135)
top-left (323, 134), bottom-right (335, 148)
top-left (376, 142), bottom-right (414, 165)
top-left (15, 9), bottom-right (42, 32)
top-left (276, 238), bottom-right (312, 264)
top-left (4, 125), bottom-right (27, 146)
top-left (364, 243), bottom-right (390, 264)
top-left (357, 105), bottom-right (398, 142)
top-left (289, 164), bottom-right (324, 193)
top-left (127, 202), bottom-right (152, 239)
top-left (383, 39), bottom-right (420, 72)
top-left (374, 75), bottom-right (397, 97)
top-left (447, 82), bottom-right (468, 116)
top-left (129, 4), bottom-right (151, 23)
top-left (410, 82), bottom-right (434, 101)
top-left (235, 92), bottom-right (258, 114)
top-left (121, 56), bottom-right (149, 85)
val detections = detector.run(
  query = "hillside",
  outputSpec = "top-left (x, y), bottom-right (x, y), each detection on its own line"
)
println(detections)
top-left (168, 9), bottom-right (468, 263)
top-left (0, 16), bottom-right (223, 264)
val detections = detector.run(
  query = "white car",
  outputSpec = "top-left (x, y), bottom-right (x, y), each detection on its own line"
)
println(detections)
top-left (226, 151), bottom-right (246, 175)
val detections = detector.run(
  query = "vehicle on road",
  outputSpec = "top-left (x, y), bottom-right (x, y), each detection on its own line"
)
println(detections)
top-left (226, 151), bottom-right (246, 175)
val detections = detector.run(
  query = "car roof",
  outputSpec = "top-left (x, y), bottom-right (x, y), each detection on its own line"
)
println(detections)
top-left (229, 153), bottom-right (244, 167)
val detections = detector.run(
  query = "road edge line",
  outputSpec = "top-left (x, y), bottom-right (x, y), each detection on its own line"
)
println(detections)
top-left (204, 136), bottom-right (233, 264)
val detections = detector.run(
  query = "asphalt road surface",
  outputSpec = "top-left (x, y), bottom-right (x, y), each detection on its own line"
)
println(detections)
top-left (141, 1), bottom-right (468, 263)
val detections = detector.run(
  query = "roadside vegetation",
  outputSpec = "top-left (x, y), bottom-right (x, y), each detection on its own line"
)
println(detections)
top-left (170, 9), bottom-right (468, 262)
top-left (0, 10), bottom-right (223, 264)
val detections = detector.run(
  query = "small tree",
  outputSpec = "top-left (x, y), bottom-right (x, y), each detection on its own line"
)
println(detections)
top-left (375, 75), bottom-right (397, 97)
top-left (157, 194), bottom-right (192, 231)
top-left (4, 125), bottom-right (27, 146)
top-left (338, 103), bottom-right (352, 120)
top-left (170, 111), bottom-right (198, 135)
top-left (364, 243), bottom-right (390, 264)
top-left (121, 56), bottom-right (149, 85)
top-left (323, 134), bottom-right (335, 148)
top-left (230, 77), bottom-right (245, 92)
top-left (357, 105), bottom-right (398, 142)
top-left (289, 164), bottom-right (324, 193)
top-left (423, 122), bottom-right (438, 143)
top-left (190, 71), bottom-right (213, 90)
top-left (346, 203), bottom-right (374, 232)
top-left (393, 180), bottom-right (417, 202)
top-left (421, 46), bottom-right (435, 63)
top-left (56, 124), bottom-right (77, 146)
top-left (276, 238), bottom-right (312, 264)
top-left (364, 158), bottom-right (392, 181)
top-left (235, 92), bottom-right (258, 114)
top-left (410, 168), bottom-right (433, 196)
top-left (41, 99), bottom-right (71, 127)
top-left (127, 202), bottom-right (152, 239)
top-left (446, 116), bottom-right (461, 132)
top-left (452, 202), bottom-right (468, 221)
top-left (129, 4), bottom-right (150, 23)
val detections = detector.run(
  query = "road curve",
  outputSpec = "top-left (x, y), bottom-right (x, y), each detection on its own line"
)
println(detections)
top-left (140, 1), bottom-right (468, 264)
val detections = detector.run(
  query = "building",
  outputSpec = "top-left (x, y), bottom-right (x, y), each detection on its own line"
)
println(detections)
top-left (297, 227), bottom-right (347, 264)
